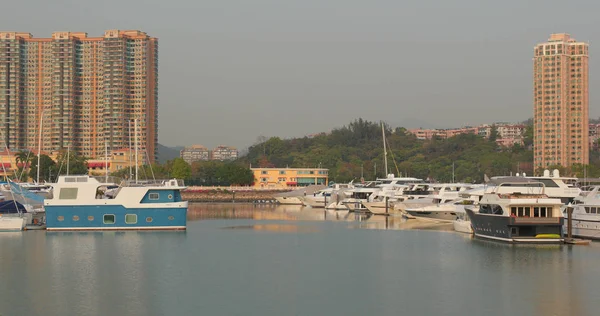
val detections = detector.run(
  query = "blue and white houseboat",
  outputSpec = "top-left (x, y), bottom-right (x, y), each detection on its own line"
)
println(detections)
top-left (45, 175), bottom-right (188, 231)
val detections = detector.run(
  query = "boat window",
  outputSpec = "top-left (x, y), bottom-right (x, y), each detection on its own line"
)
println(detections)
top-left (518, 207), bottom-right (524, 217)
top-left (585, 207), bottom-right (591, 213)
top-left (103, 214), bottom-right (115, 224)
top-left (59, 188), bottom-right (78, 200)
top-left (149, 193), bottom-right (160, 200)
top-left (480, 204), bottom-right (493, 214)
top-left (65, 177), bottom-right (77, 183)
top-left (511, 207), bottom-right (517, 216)
top-left (57, 216), bottom-right (64, 222)
top-left (536, 179), bottom-right (560, 188)
top-left (146, 217), bottom-right (153, 223)
top-left (524, 207), bottom-right (531, 217)
top-left (88, 216), bottom-right (94, 221)
top-left (73, 216), bottom-right (80, 221)
top-left (540, 207), bottom-right (546, 217)
top-left (168, 216), bottom-right (175, 221)
top-left (534, 207), bottom-right (540, 217)
top-left (168, 194), bottom-right (173, 200)
top-left (492, 205), bottom-right (504, 215)
top-left (125, 214), bottom-right (137, 224)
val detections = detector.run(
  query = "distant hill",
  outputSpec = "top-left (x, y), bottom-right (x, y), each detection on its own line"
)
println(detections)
top-left (157, 144), bottom-right (184, 164)
top-left (239, 118), bottom-right (535, 183)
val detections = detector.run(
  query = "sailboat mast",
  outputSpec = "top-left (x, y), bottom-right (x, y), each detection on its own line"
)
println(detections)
top-left (382, 122), bottom-right (388, 176)
top-left (66, 144), bottom-right (70, 176)
top-left (134, 118), bottom-right (139, 184)
top-left (37, 110), bottom-right (44, 183)
top-left (105, 141), bottom-right (108, 182)
top-left (128, 120), bottom-right (132, 180)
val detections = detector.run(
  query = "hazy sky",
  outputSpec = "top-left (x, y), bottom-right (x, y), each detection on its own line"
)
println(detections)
top-left (5, 0), bottom-right (599, 150)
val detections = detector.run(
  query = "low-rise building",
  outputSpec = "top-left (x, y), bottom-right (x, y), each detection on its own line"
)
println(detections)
top-left (251, 167), bottom-right (328, 188)
top-left (496, 123), bottom-right (525, 139)
top-left (180, 145), bottom-right (210, 164)
top-left (407, 123), bottom-right (525, 147)
top-left (87, 148), bottom-right (143, 177)
top-left (589, 124), bottom-right (600, 150)
top-left (0, 150), bottom-right (58, 180)
top-left (211, 146), bottom-right (238, 161)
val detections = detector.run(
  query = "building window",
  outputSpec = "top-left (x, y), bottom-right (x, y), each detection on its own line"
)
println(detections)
top-left (103, 214), bottom-right (115, 224)
top-left (279, 171), bottom-right (286, 175)
top-left (125, 214), bottom-right (137, 224)
top-left (261, 171), bottom-right (268, 175)
top-left (149, 193), bottom-right (159, 200)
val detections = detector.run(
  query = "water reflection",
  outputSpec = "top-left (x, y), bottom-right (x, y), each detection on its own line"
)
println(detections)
top-left (2, 204), bottom-right (600, 316)
top-left (188, 203), bottom-right (454, 232)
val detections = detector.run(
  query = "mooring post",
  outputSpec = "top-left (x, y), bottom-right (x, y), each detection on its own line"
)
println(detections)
top-left (385, 196), bottom-right (389, 215)
top-left (232, 191), bottom-right (236, 203)
top-left (567, 204), bottom-right (573, 240)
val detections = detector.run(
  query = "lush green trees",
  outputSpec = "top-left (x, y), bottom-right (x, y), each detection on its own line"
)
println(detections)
top-left (29, 154), bottom-right (58, 183)
top-left (14, 150), bottom-right (33, 180)
top-left (171, 158), bottom-right (192, 180)
top-left (190, 161), bottom-right (254, 186)
top-left (55, 150), bottom-right (88, 175)
top-left (239, 118), bottom-right (541, 183)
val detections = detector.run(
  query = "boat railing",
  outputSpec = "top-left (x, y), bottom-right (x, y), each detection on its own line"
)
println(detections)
top-left (119, 179), bottom-right (186, 187)
top-left (493, 181), bottom-right (546, 195)
top-left (510, 217), bottom-right (561, 225)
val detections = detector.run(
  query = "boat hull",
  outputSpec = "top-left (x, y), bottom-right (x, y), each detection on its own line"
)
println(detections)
top-left (45, 205), bottom-right (187, 231)
top-left (0, 216), bottom-right (27, 231)
top-left (453, 219), bottom-right (472, 234)
top-left (465, 208), bottom-right (564, 244)
top-left (363, 201), bottom-right (398, 215)
top-left (565, 218), bottom-right (600, 240)
top-left (405, 209), bottom-right (457, 221)
top-left (274, 197), bottom-right (303, 205)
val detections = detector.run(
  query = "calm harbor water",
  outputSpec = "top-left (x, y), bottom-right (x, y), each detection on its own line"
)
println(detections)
top-left (2, 203), bottom-right (600, 316)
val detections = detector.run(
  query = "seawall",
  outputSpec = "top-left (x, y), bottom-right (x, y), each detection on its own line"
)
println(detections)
top-left (181, 189), bottom-right (289, 203)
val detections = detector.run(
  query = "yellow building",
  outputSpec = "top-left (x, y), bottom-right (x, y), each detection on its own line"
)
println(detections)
top-left (87, 148), bottom-right (143, 177)
top-left (251, 167), bottom-right (328, 188)
top-left (0, 150), bottom-right (61, 180)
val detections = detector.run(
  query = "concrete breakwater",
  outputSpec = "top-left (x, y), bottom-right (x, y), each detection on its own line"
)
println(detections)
top-left (181, 189), bottom-right (288, 203)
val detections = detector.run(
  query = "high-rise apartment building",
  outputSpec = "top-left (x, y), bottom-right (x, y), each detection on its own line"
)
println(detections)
top-left (0, 30), bottom-right (158, 162)
top-left (533, 33), bottom-right (589, 169)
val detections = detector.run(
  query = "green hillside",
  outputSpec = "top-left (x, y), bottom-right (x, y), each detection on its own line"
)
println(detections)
top-left (240, 118), bottom-right (537, 183)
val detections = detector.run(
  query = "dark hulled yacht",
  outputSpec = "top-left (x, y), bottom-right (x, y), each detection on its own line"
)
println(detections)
top-left (465, 179), bottom-right (564, 244)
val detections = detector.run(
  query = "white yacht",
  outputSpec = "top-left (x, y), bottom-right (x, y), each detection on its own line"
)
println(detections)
top-left (562, 186), bottom-right (600, 239)
top-left (341, 185), bottom-right (381, 212)
top-left (300, 183), bottom-right (354, 208)
top-left (404, 184), bottom-right (480, 220)
top-left (465, 179), bottom-right (565, 244)
top-left (0, 201), bottom-right (32, 231)
top-left (363, 185), bottom-right (409, 215)
top-left (274, 185), bottom-right (326, 205)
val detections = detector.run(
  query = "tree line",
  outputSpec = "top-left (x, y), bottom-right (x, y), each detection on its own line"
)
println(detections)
top-left (240, 118), bottom-right (600, 183)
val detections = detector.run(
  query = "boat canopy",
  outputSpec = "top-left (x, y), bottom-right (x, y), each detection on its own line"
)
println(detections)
top-left (0, 201), bottom-right (28, 214)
